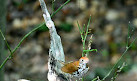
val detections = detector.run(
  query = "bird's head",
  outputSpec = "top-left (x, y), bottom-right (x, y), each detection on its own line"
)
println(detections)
top-left (79, 57), bottom-right (89, 64)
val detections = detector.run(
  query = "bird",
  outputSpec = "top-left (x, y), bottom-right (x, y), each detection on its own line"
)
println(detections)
top-left (61, 57), bottom-right (89, 78)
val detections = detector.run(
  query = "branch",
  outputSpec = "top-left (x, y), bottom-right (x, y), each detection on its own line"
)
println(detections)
top-left (51, 0), bottom-right (70, 17)
top-left (0, 29), bottom-right (12, 54)
top-left (39, 0), bottom-right (71, 81)
top-left (102, 32), bottom-right (137, 81)
top-left (0, 25), bottom-right (40, 69)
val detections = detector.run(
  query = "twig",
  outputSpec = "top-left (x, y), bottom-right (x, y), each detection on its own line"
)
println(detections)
top-left (77, 21), bottom-right (84, 41)
top-left (111, 62), bottom-right (127, 81)
top-left (51, 0), bottom-right (70, 17)
top-left (102, 29), bottom-right (137, 81)
top-left (92, 76), bottom-right (101, 81)
top-left (0, 29), bottom-right (12, 54)
top-left (83, 16), bottom-right (91, 55)
top-left (52, 0), bottom-right (55, 14)
top-left (77, 16), bottom-right (92, 57)
top-left (0, 25), bottom-right (40, 69)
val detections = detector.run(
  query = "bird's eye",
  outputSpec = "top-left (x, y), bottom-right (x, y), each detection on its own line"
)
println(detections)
top-left (81, 59), bottom-right (84, 61)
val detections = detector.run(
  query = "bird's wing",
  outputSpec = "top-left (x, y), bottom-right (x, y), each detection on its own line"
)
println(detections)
top-left (61, 61), bottom-right (79, 74)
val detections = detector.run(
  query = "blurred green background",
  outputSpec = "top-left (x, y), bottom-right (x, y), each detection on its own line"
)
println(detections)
top-left (0, 0), bottom-right (137, 81)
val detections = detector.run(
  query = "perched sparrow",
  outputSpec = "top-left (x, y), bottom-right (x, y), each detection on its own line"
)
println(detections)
top-left (61, 57), bottom-right (89, 78)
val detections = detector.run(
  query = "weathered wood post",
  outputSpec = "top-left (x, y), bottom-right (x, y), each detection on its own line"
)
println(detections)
top-left (39, 0), bottom-right (71, 81)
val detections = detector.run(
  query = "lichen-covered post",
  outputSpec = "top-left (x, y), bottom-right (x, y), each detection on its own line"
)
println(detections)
top-left (39, 0), bottom-right (71, 81)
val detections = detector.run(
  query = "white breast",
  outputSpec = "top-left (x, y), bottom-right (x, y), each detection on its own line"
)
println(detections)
top-left (72, 63), bottom-right (89, 78)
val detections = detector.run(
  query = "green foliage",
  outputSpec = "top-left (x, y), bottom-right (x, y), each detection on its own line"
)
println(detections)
top-left (59, 22), bottom-right (73, 32)
top-left (83, 49), bottom-right (97, 53)
top-left (77, 16), bottom-right (97, 57)
top-left (37, 23), bottom-right (49, 32)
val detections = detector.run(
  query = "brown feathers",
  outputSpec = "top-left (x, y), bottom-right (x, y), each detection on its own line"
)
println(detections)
top-left (61, 61), bottom-right (79, 74)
